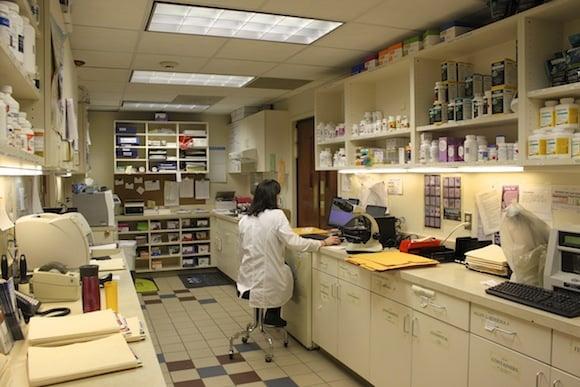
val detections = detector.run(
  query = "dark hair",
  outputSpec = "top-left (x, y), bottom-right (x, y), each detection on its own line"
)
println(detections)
top-left (247, 179), bottom-right (281, 216)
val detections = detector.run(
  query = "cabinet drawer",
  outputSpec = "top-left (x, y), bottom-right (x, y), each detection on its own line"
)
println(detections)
top-left (371, 272), bottom-right (411, 305)
top-left (470, 304), bottom-right (551, 363)
top-left (409, 284), bottom-right (469, 330)
top-left (469, 334), bottom-right (550, 387)
top-left (338, 260), bottom-right (371, 290)
top-left (551, 368), bottom-right (580, 387)
top-left (553, 331), bottom-right (580, 378)
top-left (313, 253), bottom-right (338, 277)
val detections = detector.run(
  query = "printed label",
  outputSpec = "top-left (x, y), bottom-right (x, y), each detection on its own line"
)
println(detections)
top-left (474, 310), bottom-right (510, 328)
top-left (490, 352), bottom-right (520, 379)
top-left (382, 307), bottom-right (399, 324)
top-left (429, 330), bottom-right (449, 348)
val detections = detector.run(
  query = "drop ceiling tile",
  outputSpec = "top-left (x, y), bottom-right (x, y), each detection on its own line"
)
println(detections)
top-left (137, 32), bottom-right (227, 57)
top-left (71, 26), bottom-right (139, 52)
top-left (314, 23), bottom-right (413, 51)
top-left (132, 54), bottom-right (209, 73)
top-left (215, 40), bottom-right (304, 62)
top-left (259, 0), bottom-right (383, 22)
top-left (88, 92), bottom-right (122, 107)
top-left (262, 64), bottom-right (338, 80)
top-left (78, 68), bottom-right (130, 83)
top-left (79, 80), bottom-right (126, 94)
top-left (72, 50), bottom-right (133, 69)
top-left (71, 0), bottom-right (149, 30)
top-left (355, 0), bottom-right (485, 30)
top-left (287, 46), bottom-right (368, 67)
top-left (201, 59), bottom-right (277, 76)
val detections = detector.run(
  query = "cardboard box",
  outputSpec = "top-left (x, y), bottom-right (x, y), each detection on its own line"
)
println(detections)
top-left (440, 25), bottom-right (473, 42)
top-left (457, 62), bottom-right (473, 82)
top-left (404, 35), bottom-right (422, 55)
top-left (491, 88), bottom-right (515, 114)
top-left (491, 59), bottom-right (517, 88)
top-left (441, 61), bottom-right (457, 81)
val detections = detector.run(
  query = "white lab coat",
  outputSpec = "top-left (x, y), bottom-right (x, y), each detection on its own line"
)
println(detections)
top-left (237, 209), bottom-right (322, 308)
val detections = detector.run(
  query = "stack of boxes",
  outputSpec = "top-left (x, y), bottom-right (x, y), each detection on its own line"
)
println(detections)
top-left (491, 58), bottom-right (517, 114)
top-left (545, 34), bottom-right (580, 87)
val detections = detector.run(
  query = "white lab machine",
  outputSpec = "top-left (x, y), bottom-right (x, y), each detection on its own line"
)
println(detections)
top-left (72, 190), bottom-right (115, 227)
top-left (544, 226), bottom-right (580, 294)
top-left (15, 213), bottom-right (93, 270)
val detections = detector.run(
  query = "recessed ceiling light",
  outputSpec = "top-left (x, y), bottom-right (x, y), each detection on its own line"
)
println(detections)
top-left (130, 70), bottom-right (254, 88)
top-left (147, 2), bottom-right (343, 45)
top-left (122, 101), bottom-right (211, 112)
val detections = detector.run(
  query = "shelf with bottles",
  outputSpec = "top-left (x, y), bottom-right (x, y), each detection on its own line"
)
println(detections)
top-left (528, 82), bottom-right (580, 100)
top-left (352, 137), bottom-right (413, 168)
top-left (318, 146), bottom-right (347, 170)
top-left (416, 112), bottom-right (517, 132)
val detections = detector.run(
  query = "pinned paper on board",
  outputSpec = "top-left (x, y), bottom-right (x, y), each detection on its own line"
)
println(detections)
top-left (443, 176), bottom-right (461, 221)
top-left (0, 197), bottom-right (14, 231)
top-left (387, 177), bottom-right (403, 195)
top-left (341, 175), bottom-right (351, 194)
top-left (277, 159), bottom-right (286, 186)
top-left (195, 179), bottom-right (210, 200)
top-left (136, 186), bottom-right (145, 195)
top-left (179, 178), bottom-right (194, 199)
top-left (520, 185), bottom-right (552, 222)
top-left (125, 183), bottom-right (134, 190)
top-left (360, 181), bottom-right (388, 209)
top-left (164, 181), bottom-right (179, 206)
top-left (475, 190), bottom-right (501, 235)
top-left (501, 185), bottom-right (519, 211)
top-left (134, 177), bottom-right (143, 184)
top-left (114, 179), bottom-right (123, 186)
top-left (144, 180), bottom-right (160, 192)
top-left (552, 186), bottom-right (580, 212)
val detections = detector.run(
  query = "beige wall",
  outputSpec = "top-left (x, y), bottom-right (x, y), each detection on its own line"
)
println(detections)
top-left (274, 89), bottom-right (315, 123)
top-left (86, 111), bottom-right (250, 205)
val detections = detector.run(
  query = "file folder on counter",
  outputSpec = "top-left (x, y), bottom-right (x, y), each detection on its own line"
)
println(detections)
top-left (28, 333), bottom-right (142, 386)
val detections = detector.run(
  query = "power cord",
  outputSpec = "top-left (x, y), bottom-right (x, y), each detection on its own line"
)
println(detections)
top-left (441, 222), bottom-right (471, 246)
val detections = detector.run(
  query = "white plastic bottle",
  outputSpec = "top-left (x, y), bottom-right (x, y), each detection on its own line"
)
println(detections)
top-left (22, 16), bottom-right (35, 77)
top-left (19, 112), bottom-right (33, 153)
top-left (0, 3), bottom-right (10, 50)
top-left (464, 134), bottom-right (477, 163)
top-left (0, 1), bottom-right (17, 53)
top-left (555, 97), bottom-right (579, 127)
top-left (12, 5), bottom-right (23, 64)
top-left (420, 140), bottom-right (431, 164)
top-left (1, 85), bottom-right (19, 120)
top-left (540, 100), bottom-right (557, 128)
top-left (429, 140), bottom-right (438, 163)
top-left (547, 127), bottom-right (573, 159)
top-left (527, 129), bottom-right (547, 159)
top-left (573, 132), bottom-right (580, 160)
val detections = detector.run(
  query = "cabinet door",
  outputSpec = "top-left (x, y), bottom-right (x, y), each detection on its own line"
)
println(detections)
top-left (370, 294), bottom-right (412, 387)
top-left (411, 311), bottom-right (469, 387)
top-left (552, 368), bottom-right (580, 387)
top-left (212, 220), bottom-right (223, 272)
top-left (312, 270), bottom-right (339, 357)
top-left (338, 280), bottom-right (371, 380)
top-left (469, 334), bottom-right (550, 387)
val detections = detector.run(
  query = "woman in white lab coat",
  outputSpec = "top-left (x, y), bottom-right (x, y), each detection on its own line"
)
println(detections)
top-left (237, 180), bottom-right (340, 326)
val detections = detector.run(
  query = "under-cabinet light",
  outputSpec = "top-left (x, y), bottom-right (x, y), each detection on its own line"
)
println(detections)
top-left (338, 168), bottom-right (409, 174)
top-left (122, 101), bottom-right (211, 112)
top-left (337, 165), bottom-right (525, 174)
top-left (130, 70), bottom-right (254, 88)
top-left (0, 166), bottom-right (43, 176)
top-left (148, 2), bottom-right (343, 45)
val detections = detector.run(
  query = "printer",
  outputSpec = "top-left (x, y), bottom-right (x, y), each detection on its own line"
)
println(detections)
top-left (15, 213), bottom-right (92, 269)
top-left (544, 225), bottom-right (580, 295)
top-left (72, 190), bottom-right (115, 227)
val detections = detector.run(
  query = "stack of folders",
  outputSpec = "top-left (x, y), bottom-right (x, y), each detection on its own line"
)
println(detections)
top-left (0, 352), bottom-right (13, 386)
top-left (27, 310), bottom-right (146, 386)
top-left (465, 244), bottom-right (510, 277)
top-left (0, 279), bottom-right (24, 342)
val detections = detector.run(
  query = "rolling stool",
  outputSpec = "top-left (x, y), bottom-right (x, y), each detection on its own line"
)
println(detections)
top-left (228, 291), bottom-right (289, 362)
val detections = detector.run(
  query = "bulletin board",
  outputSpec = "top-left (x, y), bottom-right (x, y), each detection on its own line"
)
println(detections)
top-left (113, 174), bottom-right (207, 206)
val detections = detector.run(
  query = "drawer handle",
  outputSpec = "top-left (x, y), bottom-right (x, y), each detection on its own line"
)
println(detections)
top-left (419, 296), bottom-right (447, 312)
top-left (411, 317), bottom-right (419, 337)
top-left (403, 314), bottom-right (410, 334)
top-left (484, 321), bottom-right (517, 337)
top-left (536, 371), bottom-right (545, 387)
top-left (412, 285), bottom-right (435, 298)
top-left (553, 380), bottom-right (562, 387)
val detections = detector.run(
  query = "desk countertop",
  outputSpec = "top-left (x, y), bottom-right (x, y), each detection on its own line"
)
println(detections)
top-left (8, 251), bottom-right (165, 387)
top-left (211, 211), bottom-right (241, 224)
top-left (319, 246), bottom-right (580, 337)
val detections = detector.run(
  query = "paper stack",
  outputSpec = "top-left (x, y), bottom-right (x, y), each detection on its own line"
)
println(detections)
top-left (0, 352), bottom-right (13, 386)
top-left (465, 244), bottom-right (510, 277)
top-left (28, 333), bottom-right (142, 386)
top-left (119, 316), bottom-right (146, 343)
top-left (347, 251), bottom-right (438, 272)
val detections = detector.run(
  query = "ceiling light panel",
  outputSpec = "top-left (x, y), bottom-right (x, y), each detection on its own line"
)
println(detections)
top-left (131, 70), bottom-right (254, 88)
top-left (122, 101), bottom-right (210, 112)
top-left (148, 2), bottom-right (343, 44)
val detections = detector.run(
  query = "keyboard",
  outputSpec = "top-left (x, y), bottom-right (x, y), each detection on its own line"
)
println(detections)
top-left (486, 281), bottom-right (580, 318)
top-left (301, 233), bottom-right (328, 241)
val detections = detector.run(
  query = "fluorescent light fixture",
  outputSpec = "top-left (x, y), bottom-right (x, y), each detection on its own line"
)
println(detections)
top-left (338, 168), bottom-right (408, 175)
top-left (0, 166), bottom-right (43, 176)
top-left (122, 101), bottom-right (210, 112)
top-left (456, 165), bottom-right (524, 173)
top-left (131, 70), bottom-right (254, 88)
top-left (408, 167), bottom-right (459, 174)
top-left (148, 2), bottom-right (343, 44)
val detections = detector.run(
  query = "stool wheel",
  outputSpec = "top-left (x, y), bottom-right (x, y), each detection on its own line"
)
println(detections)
top-left (241, 337), bottom-right (248, 344)
top-left (284, 341), bottom-right (288, 348)
top-left (265, 355), bottom-right (273, 363)
top-left (228, 350), bottom-right (234, 360)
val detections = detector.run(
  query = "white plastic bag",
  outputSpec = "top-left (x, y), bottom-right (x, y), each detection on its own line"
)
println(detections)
top-left (499, 203), bottom-right (550, 286)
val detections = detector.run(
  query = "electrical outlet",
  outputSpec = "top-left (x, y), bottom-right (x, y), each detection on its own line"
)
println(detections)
top-left (464, 212), bottom-right (472, 230)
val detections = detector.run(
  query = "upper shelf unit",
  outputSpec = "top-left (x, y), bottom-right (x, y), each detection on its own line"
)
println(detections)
top-left (0, 42), bottom-right (40, 100)
top-left (314, 0), bottom-right (580, 172)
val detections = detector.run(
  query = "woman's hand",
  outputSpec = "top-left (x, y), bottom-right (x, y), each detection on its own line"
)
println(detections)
top-left (321, 236), bottom-right (341, 247)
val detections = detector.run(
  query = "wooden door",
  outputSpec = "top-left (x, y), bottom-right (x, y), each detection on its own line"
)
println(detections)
top-left (296, 118), bottom-right (337, 228)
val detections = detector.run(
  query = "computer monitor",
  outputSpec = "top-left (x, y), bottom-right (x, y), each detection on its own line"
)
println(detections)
top-left (366, 205), bottom-right (387, 219)
top-left (328, 198), bottom-right (355, 228)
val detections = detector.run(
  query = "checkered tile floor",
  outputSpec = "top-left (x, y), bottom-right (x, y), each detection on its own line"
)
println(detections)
top-left (138, 275), bottom-right (367, 387)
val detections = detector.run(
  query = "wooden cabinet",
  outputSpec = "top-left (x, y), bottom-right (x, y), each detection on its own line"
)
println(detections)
top-left (312, 269), bottom-right (339, 357)
top-left (411, 311), bottom-right (469, 387)
top-left (370, 294), bottom-right (412, 387)
top-left (469, 334), bottom-right (550, 387)
top-left (551, 368), bottom-right (580, 387)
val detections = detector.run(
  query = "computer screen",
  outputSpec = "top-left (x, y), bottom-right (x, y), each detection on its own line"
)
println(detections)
top-left (366, 205), bottom-right (387, 219)
top-left (328, 198), bottom-right (354, 228)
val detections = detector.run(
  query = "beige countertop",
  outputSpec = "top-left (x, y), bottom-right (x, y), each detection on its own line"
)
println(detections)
top-left (211, 211), bottom-right (241, 224)
top-left (116, 210), bottom-right (211, 221)
top-left (319, 246), bottom-right (580, 337)
top-left (7, 250), bottom-right (165, 387)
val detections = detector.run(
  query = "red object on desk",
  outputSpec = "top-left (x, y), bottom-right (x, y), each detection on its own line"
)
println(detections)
top-left (399, 238), bottom-right (441, 253)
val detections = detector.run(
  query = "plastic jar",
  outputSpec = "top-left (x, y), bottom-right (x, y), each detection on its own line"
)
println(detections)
top-left (430, 140), bottom-right (438, 163)
top-left (547, 127), bottom-right (573, 158)
top-left (528, 129), bottom-right (547, 159)
top-left (507, 143), bottom-right (515, 160)
top-left (432, 103), bottom-right (447, 123)
top-left (447, 101), bottom-right (455, 122)
top-left (22, 16), bottom-right (34, 75)
top-left (33, 127), bottom-right (43, 156)
top-left (555, 97), bottom-right (579, 127)
top-left (573, 132), bottom-right (580, 160)
top-left (496, 135), bottom-right (506, 145)
top-left (477, 135), bottom-right (488, 147)
top-left (0, 1), bottom-right (17, 54)
top-left (472, 96), bottom-right (484, 119)
top-left (0, 4), bottom-right (10, 49)
top-left (434, 81), bottom-right (447, 103)
top-left (420, 141), bottom-right (431, 164)
top-left (540, 100), bottom-right (557, 128)
top-left (19, 112), bottom-right (33, 153)
top-left (463, 135), bottom-right (477, 163)
top-left (498, 143), bottom-right (508, 161)
top-left (1, 85), bottom-right (19, 120)
top-left (488, 145), bottom-right (498, 161)
top-left (477, 145), bottom-right (488, 161)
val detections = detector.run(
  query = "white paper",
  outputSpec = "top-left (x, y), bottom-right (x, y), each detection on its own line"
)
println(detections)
top-left (134, 177), bottom-right (143, 184)
top-left (176, 171), bottom-right (182, 183)
top-left (520, 185), bottom-right (552, 222)
top-left (32, 177), bottom-right (43, 214)
top-left (179, 178), bottom-right (195, 198)
top-left (125, 182), bottom-right (134, 190)
top-left (340, 174), bottom-right (351, 194)
top-left (387, 177), bottom-right (403, 195)
top-left (114, 179), bottom-right (124, 186)
top-left (0, 197), bottom-right (14, 231)
top-left (65, 98), bottom-right (79, 151)
top-left (195, 180), bottom-right (210, 200)
top-left (360, 181), bottom-right (388, 209)
top-left (552, 186), bottom-right (580, 212)
top-left (475, 190), bottom-right (502, 235)
top-left (136, 186), bottom-right (145, 195)
top-left (209, 146), bottom-right (226, 183)
top-left (144, 180), bottom-right (160, 191)
top-left (17, 186), bottom-right (25, 211)
top-left (164, 181), bottom-right (179, 206)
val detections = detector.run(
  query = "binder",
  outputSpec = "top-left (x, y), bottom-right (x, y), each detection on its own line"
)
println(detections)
top-left (28, 333), bottom-right (142, 386)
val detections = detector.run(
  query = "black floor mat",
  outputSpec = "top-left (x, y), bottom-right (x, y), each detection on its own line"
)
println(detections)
top-left (178, 270), bottom-right (234, 288)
